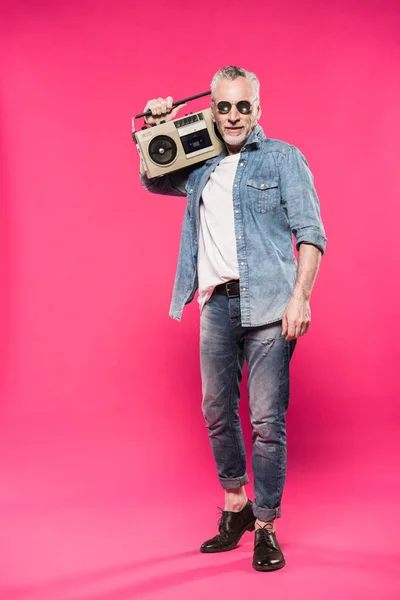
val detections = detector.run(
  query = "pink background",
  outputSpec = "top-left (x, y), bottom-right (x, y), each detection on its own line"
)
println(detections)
top-left (1, 1), bottom-right (399, 598)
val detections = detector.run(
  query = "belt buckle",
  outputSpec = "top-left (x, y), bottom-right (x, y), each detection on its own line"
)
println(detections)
top-left (225, 281), bottom-right (238, 298)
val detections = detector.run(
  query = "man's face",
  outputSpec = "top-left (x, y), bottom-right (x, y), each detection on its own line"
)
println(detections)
top-left (211, 76), bottom-right (261, 152)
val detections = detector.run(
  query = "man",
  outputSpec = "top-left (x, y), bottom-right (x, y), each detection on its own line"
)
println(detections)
top-left (139, 66), bottom-right (327, 571)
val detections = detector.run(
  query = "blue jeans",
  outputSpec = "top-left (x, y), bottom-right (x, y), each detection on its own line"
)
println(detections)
top-left (200, 293), bottom-right (297, 522)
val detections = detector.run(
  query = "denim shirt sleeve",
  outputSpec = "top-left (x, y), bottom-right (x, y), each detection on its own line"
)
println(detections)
top-left (279, 147), bottom-right (327, 254)
top-left (139, 168), bottom-right (190, 197)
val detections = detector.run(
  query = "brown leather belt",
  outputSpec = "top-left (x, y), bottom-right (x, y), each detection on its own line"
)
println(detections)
top-left (213, 280), bottom-right (240, 298)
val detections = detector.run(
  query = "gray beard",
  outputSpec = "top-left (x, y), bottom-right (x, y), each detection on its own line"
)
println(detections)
top-left (222, 131), bottom-right (247, 147)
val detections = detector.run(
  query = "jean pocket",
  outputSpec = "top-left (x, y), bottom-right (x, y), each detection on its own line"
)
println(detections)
top-left (246, 179), bottom-right (279, 213)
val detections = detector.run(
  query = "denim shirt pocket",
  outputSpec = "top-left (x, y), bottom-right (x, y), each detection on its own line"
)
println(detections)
top-left (246, 179), bottom-right (279, 213)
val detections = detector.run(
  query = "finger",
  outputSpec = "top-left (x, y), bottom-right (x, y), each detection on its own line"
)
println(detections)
top-left (143, 100), bottom-right (155, 118)
top-left (285, 321), bottom-right (296, 341)
top-left (143, 98), bottom-right (155, 111)
top-left (301, 317), bottom-right (311, 336)
top-left (148, 101), bottom-right (159, 117)
top-left (296, 322), bottom-right (305, 337)
top-left (153, 98), bottom-right (163, 116)
top-left (170, 102), bottom-right (187, 118)
top-left (166, 96), bottom-right (173, 111)
top-left (296, 321), bottom-right (305, 338)
top-left (281, 313), bottom-right (288, 336)
top-left (160, 99), bottom-right (168, 116)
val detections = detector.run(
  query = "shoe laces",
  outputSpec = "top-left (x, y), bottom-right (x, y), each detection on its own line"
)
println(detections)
top-left (255, 525), bottom-right (277, 550)
top-left (216, 507), bottom-right (230, 540)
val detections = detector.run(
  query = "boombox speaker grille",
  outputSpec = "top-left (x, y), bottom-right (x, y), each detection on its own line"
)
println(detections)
top-left (148, 135), bottom-right (178, 165)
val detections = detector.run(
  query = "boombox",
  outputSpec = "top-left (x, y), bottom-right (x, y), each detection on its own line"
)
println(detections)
top-left (132, 91), bottom-right (224, 178)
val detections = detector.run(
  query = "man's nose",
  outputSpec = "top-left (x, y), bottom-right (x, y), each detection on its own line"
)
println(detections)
top-left (228, 105), bottom-right (240, 122)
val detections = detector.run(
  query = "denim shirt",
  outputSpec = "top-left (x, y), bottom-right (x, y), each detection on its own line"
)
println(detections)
top-left (140, 125), bottom-right (327, 326)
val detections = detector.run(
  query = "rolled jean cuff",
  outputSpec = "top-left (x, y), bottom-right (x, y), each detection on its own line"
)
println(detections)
top-left (253, 505), bottom-right (281, 521)
top-left (219, 474), bottom-right (249, 489)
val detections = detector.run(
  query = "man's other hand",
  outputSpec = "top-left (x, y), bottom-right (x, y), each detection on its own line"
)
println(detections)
top-left (281, 296), bottom-right (311, 341)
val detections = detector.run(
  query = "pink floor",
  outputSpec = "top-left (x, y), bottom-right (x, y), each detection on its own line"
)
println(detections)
top-left (1, 420), bottom-right (398, 600)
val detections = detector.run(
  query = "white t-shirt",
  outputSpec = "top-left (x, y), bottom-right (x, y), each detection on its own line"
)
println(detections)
top-left (197, 153), bottom-right (240, 311)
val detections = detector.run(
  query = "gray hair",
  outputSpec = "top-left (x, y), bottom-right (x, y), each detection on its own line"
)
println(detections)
top-left (210, 66), bottom-right (260, 99)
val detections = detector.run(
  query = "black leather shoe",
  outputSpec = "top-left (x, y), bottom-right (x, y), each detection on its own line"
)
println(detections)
top-left (200, 500), bottom-right (255, 553)
top-left (252, 527), bottom-right (286, 571)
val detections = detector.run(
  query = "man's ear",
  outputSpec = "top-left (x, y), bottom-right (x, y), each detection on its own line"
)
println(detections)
top-left (257, 103), bottom-right (262, 120)
top-left (210, 103), bottom-right (216, 123)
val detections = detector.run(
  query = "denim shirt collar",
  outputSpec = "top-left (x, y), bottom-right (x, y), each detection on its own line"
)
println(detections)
top-left (243, 124), bottom-right (265, 148)
top-left (205, 124), bottom-right (265, 167)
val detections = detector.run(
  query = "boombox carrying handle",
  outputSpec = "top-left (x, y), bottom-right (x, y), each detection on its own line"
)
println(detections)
top-left (133, 90), bottom-right (211, 120)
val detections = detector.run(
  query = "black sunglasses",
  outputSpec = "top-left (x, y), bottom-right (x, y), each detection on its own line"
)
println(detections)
top-left (214, 100), bottom-right (257, 115)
